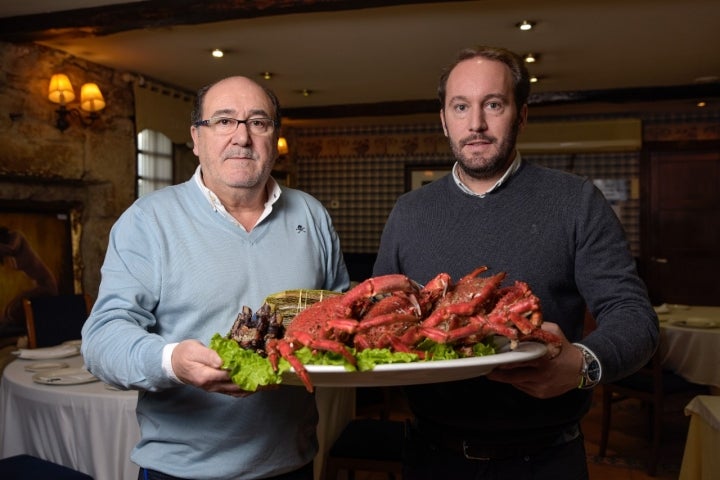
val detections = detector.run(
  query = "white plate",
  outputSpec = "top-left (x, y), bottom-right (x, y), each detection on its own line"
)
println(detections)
top-left (281, 341), bottom-right (547, 387)
top-left (670, 318), bottom-right (719, 329)
top-left (32, 367), bottom-right (99, 385)
top-left (62, 339), bottom-right (83, 347)
top-left (24, 361), bottom-right (70, 372)
top-left (12, 344), bottom-right (80, 360)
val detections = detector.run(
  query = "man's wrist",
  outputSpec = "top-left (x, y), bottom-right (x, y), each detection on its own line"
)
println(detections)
top-left (162, 342), bottom-right (184, 384)
top-left (573, 343), bottom-right (602, 389)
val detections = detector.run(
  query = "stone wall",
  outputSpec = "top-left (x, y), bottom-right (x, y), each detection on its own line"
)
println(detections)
top-left (0, 41), bottom-right (136, 297)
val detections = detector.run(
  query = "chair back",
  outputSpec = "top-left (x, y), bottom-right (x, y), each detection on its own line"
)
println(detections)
top-left (599, 348), bottom-right (709, 475)
top-left (22, 294), bottom-right (92, 348)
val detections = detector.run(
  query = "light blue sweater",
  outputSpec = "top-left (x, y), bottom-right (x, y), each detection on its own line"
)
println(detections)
top-left (82, 177), bottom-right (349, 479)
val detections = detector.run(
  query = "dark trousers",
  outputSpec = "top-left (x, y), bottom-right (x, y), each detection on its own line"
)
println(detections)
top-left (138, 461), bottom-right (313, 480)
top-left (403, 426), bottom-right (589, 480)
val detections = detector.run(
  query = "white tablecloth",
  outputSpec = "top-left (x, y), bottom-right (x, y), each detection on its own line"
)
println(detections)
top-left (657, 305), bottom-right (720, 388)
top-left (680, 395), bottom-right (720, 480)
top-left (0, 355), bottom-right (140, 480)
top-left (0, 354), bottom-right (355, 480)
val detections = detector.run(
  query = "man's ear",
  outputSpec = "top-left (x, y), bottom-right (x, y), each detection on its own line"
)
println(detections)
top-left (440, 109), bottom-right (448, 137)
top-left (517, 104), bottom-right (528, 132)
top-left (190, 126), bottom-right (200, 156)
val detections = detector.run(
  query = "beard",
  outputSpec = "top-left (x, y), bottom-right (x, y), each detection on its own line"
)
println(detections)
top-left (450, 119), bottom-right (520, 181)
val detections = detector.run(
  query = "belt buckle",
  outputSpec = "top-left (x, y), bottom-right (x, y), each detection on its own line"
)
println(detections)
top-left (462, 440), bottom-right (491, 461)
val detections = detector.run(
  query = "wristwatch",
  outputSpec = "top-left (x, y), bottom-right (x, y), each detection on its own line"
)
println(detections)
top-left (573, 343), bottom-right (601, 389)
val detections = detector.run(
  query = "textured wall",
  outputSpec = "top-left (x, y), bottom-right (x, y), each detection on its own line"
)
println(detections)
top-left (291, 112), bottom-right (720, 258)
top-left (2, 40), bottom-right (717, 297)
top-left (0, 41), bottom-right (136, 297)
top-left (292, 123), bottom-right (644, 256)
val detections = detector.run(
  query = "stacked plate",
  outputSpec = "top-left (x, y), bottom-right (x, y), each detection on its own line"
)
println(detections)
top-left (31, 367), bottom-right (98, 385)
top-left (13, 340), bottom-right (81, 360)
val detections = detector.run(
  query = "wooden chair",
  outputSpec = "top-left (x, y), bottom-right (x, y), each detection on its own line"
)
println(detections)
top-left (322, 386), bottom-right (405, 480)
top-left (22, 294), bottom-right (93, 348)
top-left (323, 417), bottom-right (404, 480)
top-left (599, 351), bottom-right (709, 476)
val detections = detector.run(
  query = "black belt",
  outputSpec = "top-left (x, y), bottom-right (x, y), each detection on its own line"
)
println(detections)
top-left (415, 421), bottom-right (581, 461)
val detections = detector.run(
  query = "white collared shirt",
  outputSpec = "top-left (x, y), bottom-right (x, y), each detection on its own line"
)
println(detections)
top-left (452, 152), bottom-right (522, 197)
top-left (192, 165), bottom-right (281, 231)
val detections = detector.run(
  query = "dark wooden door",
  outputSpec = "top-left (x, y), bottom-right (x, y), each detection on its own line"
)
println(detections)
top-left (641, 144), bottom-right (720, 306)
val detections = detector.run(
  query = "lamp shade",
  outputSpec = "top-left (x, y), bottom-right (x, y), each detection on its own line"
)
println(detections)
top-left (80, 83), bottom-right (106, 112)
top-left (277, 136), bottom-right (289, 155)
top-left (48, 74), bottom-right (75, 105)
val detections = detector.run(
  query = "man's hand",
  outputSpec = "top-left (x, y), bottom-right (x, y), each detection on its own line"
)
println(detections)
top-left (171, 339), bottom-right (271, 397)
top-left (486, 322), bottom-right (584, 398)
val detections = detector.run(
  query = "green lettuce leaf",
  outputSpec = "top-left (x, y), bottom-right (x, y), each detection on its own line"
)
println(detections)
top-left (211, 333), bottom-right (496, 391)
top-left (294, 346), bottom-right (356, 371)
top-left (355, 348), bottom-right (419, 371)
top-left (210, 334), bottom-right (288, 391)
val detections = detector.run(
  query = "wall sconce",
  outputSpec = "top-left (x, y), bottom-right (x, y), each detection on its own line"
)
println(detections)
top-left (277, 136), bottom-right (289, 156)
top-left (48, 73), bottom-right (106, 132)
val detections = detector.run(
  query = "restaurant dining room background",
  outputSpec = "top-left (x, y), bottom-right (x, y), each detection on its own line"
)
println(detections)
top-left (1, 40), bottom-right (719, 336)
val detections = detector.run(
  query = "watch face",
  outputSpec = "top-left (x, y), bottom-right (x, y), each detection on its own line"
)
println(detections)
top-left (588, 361), bottom-right (601, 381)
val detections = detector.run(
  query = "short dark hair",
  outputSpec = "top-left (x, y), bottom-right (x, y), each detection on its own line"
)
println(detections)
top-left (437, 46), bottom-right (530, 114)
top-left (191, 78), bottom-right (282, 131)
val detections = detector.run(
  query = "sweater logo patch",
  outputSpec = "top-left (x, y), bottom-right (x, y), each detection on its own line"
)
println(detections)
top-left (296, 225), bottom-right (307, 234)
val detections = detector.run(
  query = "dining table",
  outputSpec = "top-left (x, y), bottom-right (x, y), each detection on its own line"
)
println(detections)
top-left (0, 350), bottom-right (140, 480)
top-left (0, 345), bottom-right (355, 480)
top-left (655, 304), bottom-right (720, 391)
top-left (679, 395), bottom-right (720, 480)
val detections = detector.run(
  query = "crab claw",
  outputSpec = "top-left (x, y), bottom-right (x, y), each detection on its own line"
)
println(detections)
top-left (268, 339), bottom-right (315, 393)
top-left (340, 274), bottom-right (419, 316)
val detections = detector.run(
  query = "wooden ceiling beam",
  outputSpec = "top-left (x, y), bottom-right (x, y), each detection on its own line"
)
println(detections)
top-left (0, 0), bottom-right (457, 41)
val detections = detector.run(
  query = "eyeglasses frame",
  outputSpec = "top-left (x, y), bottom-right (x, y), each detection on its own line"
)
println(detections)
top-left (192, 116), bottom-right (278, 135)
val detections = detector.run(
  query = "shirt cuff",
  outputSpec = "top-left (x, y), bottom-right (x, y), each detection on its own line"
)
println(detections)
top-left (162, 342), bottom-right (184, 384)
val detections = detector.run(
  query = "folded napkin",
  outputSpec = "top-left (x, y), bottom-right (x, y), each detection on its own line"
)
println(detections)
top-left (13, 344), bottom-right (80, 360)
top-left (653, 303), bottom-right (670, 314)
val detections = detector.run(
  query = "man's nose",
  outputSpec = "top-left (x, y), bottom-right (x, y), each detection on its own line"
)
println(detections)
top-left (231, 122), bottom-right (251, 144)
top-left (469, 108), bottom-right (487, 131)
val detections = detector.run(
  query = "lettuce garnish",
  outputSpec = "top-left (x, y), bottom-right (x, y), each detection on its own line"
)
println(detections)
top-left (211, 334), bottom-right (289, 391)
top-left (211, 333), bottom-right (496, 391)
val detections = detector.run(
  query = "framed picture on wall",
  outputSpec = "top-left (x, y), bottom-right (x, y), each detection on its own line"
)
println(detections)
top-left (405, 164), bottom-right (452, 191)
top-left (0, 200), bottom-right (83, 337)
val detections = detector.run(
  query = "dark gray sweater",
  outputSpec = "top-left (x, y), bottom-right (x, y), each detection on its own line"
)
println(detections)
top-left (373, 160), bottom-right (658, 435)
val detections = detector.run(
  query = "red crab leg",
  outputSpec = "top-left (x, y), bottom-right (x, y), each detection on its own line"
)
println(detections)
top-left (291, 331), bottom-right (357, 366)
top-left (418, 272), bottom-right (451, 311)
top-left (503, 311), bottom-right (535, 335)
top-left (268, 339), bottom-right (315, 393)
top-left (421, 314), bottom-right (520, 344)
top-left (355, 313), bottom-right (420, 331)
top-left (493, 281), bottom-right (532, 310)
top-left (457, 265), bottom-right (490, 283)
top-left (421, 272), bottom-right (506, 328)
top-left (339, 274), bottom-right (418, 316)
top-left (325, 318), bottom-right (359, 333)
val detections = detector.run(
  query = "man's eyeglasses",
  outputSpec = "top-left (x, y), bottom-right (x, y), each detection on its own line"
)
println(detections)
top-left (193, 116), bottom-right (277, 136)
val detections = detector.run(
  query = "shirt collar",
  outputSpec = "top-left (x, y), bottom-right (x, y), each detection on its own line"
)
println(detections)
top-left (452, 151), bottom-right (522, 197)
top-left (193, 165), bottom-right (281, 230)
